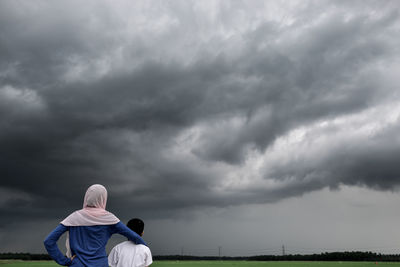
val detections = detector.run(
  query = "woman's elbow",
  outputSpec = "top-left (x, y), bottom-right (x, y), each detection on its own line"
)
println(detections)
top-left (43, 236), bottom-right (53, 250)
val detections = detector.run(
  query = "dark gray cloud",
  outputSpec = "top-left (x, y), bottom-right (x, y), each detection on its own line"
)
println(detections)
top-left (1, 0), bottom-right (400, 254)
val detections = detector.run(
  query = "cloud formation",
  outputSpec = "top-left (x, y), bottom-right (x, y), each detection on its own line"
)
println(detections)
top-left (0, 0), bottom-right (400, 232)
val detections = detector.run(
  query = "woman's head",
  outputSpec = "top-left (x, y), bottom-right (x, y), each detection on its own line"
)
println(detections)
top-left (61, 183), bottom-right (119, 226)
top-left (83, 184), bottom-right (108, 209)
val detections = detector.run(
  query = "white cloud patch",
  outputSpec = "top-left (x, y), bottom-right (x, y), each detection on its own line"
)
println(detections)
top-left (0, 85), bottom-right (46, 115)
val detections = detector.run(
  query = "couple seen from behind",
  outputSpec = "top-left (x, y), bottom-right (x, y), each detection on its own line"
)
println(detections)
top-left (44, 184), bottom-right (153, 267)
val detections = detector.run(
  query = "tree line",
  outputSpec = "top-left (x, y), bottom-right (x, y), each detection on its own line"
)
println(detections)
top-left (1, 251), bottom-right (400, 261)
top-left (0, 253), bottom-right (51, 260)
top-left (152, 251), bottom-right (400, 261)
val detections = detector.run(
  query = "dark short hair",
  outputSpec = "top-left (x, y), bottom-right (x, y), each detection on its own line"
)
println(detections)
top-left (127, 218), bottom-right (144, 235)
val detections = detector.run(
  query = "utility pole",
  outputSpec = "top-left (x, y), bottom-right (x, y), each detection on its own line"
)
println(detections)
top-left (282, 245), bottom-right (285, 256)
top-left (218, 246), bottom-right (222, 258)
top-left (181, 247), bottom-right (184, 256)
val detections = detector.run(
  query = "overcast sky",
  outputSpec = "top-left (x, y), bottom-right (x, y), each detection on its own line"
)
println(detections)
top-left (1, 0), bottom-right (400, 256)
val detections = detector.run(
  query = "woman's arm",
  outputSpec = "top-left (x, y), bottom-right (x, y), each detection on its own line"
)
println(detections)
top-left (113, 222), bottom-right (147, 246)
top-left (43, 224), bottom-right (73, 266)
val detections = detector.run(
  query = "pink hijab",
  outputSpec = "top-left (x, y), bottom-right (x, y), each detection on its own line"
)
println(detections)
top-left (61, 184), bottom-right (120, 257)
top-left (61, 184), bottom-right (120, 226)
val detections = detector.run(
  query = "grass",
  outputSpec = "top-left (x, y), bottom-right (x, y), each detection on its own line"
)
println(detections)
top-left (1, 261), bottom-right (400, 266)
top-left (153, 261), bottom-right (400, 267)
top-left (0, 261), bottom-right (56, 266)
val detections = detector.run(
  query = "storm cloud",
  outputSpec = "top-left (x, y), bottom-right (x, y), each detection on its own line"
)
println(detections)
top-left (1, 0), bottom-right (400, 254)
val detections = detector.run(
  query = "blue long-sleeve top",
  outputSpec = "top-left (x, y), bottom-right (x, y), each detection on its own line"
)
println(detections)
top-left (44, 222), bottom-right (146, 266)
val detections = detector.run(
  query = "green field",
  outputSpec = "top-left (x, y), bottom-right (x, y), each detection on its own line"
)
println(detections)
top-left (1, 261), bottom-right (400, 267)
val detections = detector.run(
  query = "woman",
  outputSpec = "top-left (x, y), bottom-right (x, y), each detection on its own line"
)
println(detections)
top-left (44, 184), bottom-right (146, 266)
